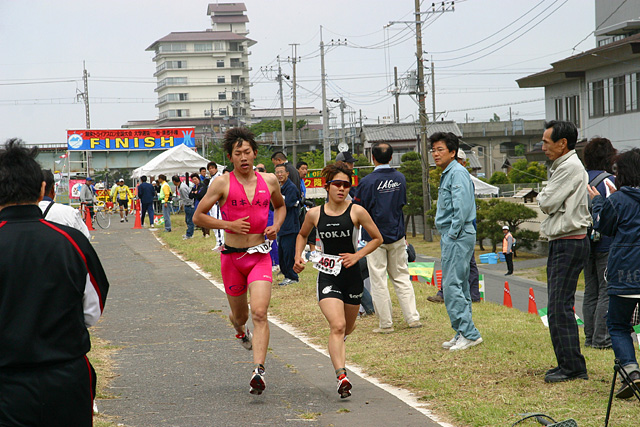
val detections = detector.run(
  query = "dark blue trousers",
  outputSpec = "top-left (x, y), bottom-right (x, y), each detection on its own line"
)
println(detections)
top-left (141, 202), bottom-right (154, 226)
top-left (277, 233), bottom-right (298, 281)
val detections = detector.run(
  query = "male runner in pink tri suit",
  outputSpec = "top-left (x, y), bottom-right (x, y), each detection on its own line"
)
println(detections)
top-left (194, 127), bottom-right (284, 395)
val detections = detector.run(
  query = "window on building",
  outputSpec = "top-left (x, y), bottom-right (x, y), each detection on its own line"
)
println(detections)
top-left (159, 109), bottom-right (190, 120)
top-left (158, 43), bottom-right (186, 53)
top-left (219, 108), bottom-right (227, 116)
top-left (216, 60), bottom-right (225, 68)
top-left (555, 95), bottom-right (580, 126)
top-left (166, 60), bottom-right (187, 69)
top-left (217, 76), bottom-right (225, 83)
top-left (589, 80), bottom-right (605, 117)
top-left (218, 92), bottom-right (226, 100)
top-left (625, 73), bottom-right (639, 111)
top-left (230, 59), bottom-right (241, 68)
top-left (476, 146), bottom-right (484, 157)
top-left (214, 42), bottom-right (225, 51)
top-left (194, 43), bottom-right (212, 52)
top-left (613, 76), bottom-right (626, 114)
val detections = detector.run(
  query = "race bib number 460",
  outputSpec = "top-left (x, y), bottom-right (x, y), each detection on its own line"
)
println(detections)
top-left (311, 253), bottom-right (343, 276)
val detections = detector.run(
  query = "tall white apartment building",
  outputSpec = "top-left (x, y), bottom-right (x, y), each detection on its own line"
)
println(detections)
top-left (145, 3), bottom-right (254, 133)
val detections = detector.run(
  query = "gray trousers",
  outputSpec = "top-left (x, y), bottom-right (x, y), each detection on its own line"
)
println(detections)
top-left (582, 250), bottom-right (611, 348)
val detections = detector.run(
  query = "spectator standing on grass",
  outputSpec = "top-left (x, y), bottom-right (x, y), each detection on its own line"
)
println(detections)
top-left (430, 132), bottom-right (482, 352)
top-left (79, 176), bottom-right (96, 221)
top-left (427, 149), bottom-right (481, 304)
top-left (0, 139), bottom-right (109, 426)
top-left (190, 174), bottom-right (210, 238)
top-left (275, 163), bottom-right (301, 286)
top-left (157, 174), bottom-right (172, 232)
top-left (588, 148), bottom-right (640, 398)
top-left (208, 161), bottom-right (224, 247)
top-left (582, 137), bottom-right (617, 350)
top-left (297, 160), bottom-right (317, 256)
top-left (271, 151), bottom-right (301, 194)
top-left (353, 142), bottom-right (422, 333)
top-left (174, 175), bottom-right (194, 240)
top-left (137, 175), bottom-right (155, 228)
top-left (537, 120), bottom-right (590, 383)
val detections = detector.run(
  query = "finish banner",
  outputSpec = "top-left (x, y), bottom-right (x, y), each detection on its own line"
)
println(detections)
top-left (66, 128), bottom-right (196, 151)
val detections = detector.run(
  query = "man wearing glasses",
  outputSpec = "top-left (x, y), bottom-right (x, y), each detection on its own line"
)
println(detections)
top-left (354, 142), bottom-right (422, 333)
top-left (275, 163), bottom-right (301, 286)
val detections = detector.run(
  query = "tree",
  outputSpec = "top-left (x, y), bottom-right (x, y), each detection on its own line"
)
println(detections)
top-left (507, 159), bottom-right (547, 183)
top-left (249, 119), bottom-right (308, 136)
top-left (489, 113), bottom-right (500, 122)
top-left (486, 200), bottom-right (539, 251)
top-left (399, 151), bottom-right (423, 237)
top-left (475, 199), bottom-right (502, 251)
top-left (514, 144), bottom-right (526, 156)
top-left (489, 171), bottom-right (509, 185)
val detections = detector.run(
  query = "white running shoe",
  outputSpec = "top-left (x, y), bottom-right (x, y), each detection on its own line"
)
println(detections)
top-left (236, 329), bottom-right (252, 350)
top-left (337, 376), bottom-right (352, 398)
top-left (442, 335), bottom-right (458, 349)
top-left (449, 336), bottom-right (483, 352)
top-left (249, 368), bottom-right (265, 395)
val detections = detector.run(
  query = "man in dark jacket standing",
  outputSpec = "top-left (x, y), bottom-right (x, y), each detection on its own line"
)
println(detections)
top-left (0, 139), bottom-right (109, 426)
top-left (275, 163), bottom-right (301, 286)
top-left (137, 175), bottom-right (156, 227)
top-left (354, 142), bottom-right (421, 333)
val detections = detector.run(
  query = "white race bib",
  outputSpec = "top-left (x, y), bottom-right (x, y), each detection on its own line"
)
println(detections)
top-left (311, 253), bottom-right (343, 276)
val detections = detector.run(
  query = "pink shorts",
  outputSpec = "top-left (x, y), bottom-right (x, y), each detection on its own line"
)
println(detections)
top-left (220, 252), bottom-right (273, 296)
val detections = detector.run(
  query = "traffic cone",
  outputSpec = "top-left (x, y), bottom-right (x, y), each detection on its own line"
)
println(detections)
top-left (503, 281), bottom-right (512, 308)
top-left (528, 287), bottom-right (537, 315)
top-left (133, 200), bottom-right (143, 229)
top-left (435, 270), bottom-right (443, 290)
top-left (84, 206), bottom-right (94, 231)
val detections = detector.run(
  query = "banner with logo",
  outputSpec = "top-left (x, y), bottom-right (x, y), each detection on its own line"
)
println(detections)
top-left (66, 128), bottom-right (196, 151)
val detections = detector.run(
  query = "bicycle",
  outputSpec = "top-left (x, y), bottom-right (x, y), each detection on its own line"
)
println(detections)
top-left (92, 201), bottom-right (112, 229)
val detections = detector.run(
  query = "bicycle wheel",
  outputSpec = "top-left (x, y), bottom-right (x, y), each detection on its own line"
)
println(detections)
top-left (95, 211), bottom-right (111, 229)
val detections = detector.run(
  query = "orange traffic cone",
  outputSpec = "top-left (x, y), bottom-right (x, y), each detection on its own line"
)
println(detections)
top-left (85, 205), bottom-right (94, 231)
top-left (528, 287), bottom-right (538, 315)
top-left (503, 281), bottom-right (512, 308)
top-left (435, 270), bottom-right (443, 290)
top-left (133, 199), bottom-right (143, 229)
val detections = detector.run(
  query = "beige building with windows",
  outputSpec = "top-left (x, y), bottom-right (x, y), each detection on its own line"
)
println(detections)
top-left (139, 3), bottom-right (254, 138)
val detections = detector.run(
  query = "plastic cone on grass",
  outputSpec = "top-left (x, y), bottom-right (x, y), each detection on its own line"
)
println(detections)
top-left (85, 206), bottom-right (94, 231)
top-left (528, 287), bottom-right (537, 314)
top-left (435, 270), bottom-right (442, 290)
top-left (503, 281), bottom-right (512, 308)
top-left (133, 200), bottom-right (142, 229)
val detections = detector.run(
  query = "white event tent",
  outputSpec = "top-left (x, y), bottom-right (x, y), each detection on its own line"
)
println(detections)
top-left (470, 175), bottom-right (499, 196)
top-left (131, 144), bottom-right (220, 179)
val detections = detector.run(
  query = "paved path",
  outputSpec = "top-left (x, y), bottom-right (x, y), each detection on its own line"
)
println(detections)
top-left (91, 221), bottom-right (441, 427)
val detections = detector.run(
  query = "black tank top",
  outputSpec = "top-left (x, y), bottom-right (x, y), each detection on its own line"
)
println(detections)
top-left (317, 203), bottom-right (357, 256)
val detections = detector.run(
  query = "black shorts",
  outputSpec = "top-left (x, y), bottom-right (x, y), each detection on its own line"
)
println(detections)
top-left (317, 264), bottom-right (363, 305)
top-left (117, 200), bottom-right (129, 209)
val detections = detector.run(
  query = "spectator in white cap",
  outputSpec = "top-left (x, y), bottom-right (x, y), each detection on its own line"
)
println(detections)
top-left (502, 225), bottom-right (514, 275)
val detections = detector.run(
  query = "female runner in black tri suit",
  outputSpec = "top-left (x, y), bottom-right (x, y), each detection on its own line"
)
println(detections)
top-left (293, 162), bottom-right (382, 398)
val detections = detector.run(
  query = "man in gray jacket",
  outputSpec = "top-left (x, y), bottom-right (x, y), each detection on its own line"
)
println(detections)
top-left (537, 120), bottom-right (590, 383)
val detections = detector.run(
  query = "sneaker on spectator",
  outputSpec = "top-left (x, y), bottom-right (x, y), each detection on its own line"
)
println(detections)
top-left (182, 235), bottom-right (192, 240)
top-left (442, 335), bottom-right (458, 349)
top-left (449, 336), bottom-right (483, 352)
top-left (278, 278), bottom-right (298, 286)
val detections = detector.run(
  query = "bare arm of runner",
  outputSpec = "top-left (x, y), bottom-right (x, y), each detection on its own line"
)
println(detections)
top-left (263, 172), bottom-right (285, 240)
top-left (293, 206), bottom-right (320, 274)
top-left (193, 174), bottom-right (250, 234)
top-left (338, 204), bottom-right (383, 269)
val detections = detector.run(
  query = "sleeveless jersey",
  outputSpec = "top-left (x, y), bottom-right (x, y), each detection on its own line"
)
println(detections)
top-left (317, 203), bottom-right (357, 255)
top-left (221, 171), bottom-right (270, 234)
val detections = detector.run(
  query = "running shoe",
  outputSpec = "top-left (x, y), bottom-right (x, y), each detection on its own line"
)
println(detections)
top-left (337, 376), bottom-right (352, 398)
top-left (249, 368), bottom-right (266, 395)
top-left (236, 329), bottom-right (252, 350)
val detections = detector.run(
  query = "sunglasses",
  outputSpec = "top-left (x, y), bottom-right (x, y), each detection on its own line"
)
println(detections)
top-left (327, 180), bottom-right (352, 189)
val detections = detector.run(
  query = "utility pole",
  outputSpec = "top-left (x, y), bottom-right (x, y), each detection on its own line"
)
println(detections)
top-left (415, 0), bottom-right (432, 241)
top-left (289, 43), bottom-right (300, 165)
top-left (431, 60), bottom-right (436, 122)
top-left (320, 27), bottom-right (330, 166)
top-left (76, 61), bottom-right (91, 176)
top-left (277, 56), bottom-right (286, 151)
top-left (394, 66), bottom-right (400, 123)
top-left (340, 97), bottom-right (346, 146)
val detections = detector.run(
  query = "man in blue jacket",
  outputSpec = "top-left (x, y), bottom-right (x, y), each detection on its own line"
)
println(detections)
top-left (137, 175), bottom-right (156, 228)
top-left (275, 163), bottom-right (301, 286)
top-left (431, 132), bottom-right (482, 352)
top-left (354, 142), bottom-right (421, 333)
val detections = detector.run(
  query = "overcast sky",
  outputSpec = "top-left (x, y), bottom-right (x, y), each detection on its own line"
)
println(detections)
top-left (0, 0), bottom-right (595, 143)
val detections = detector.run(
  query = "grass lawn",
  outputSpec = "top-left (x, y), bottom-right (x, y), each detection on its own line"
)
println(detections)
top-left (102, 215), bottom-right (638, 427)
